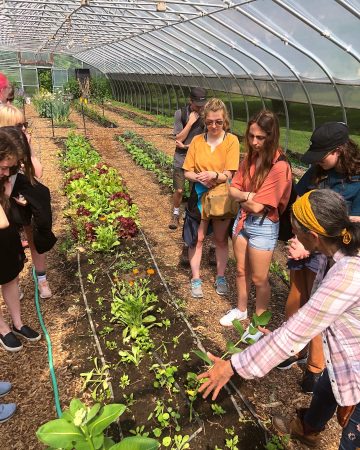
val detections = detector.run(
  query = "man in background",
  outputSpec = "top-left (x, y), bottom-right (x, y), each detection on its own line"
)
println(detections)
top-left (169, 87), bottom-right (207, 230)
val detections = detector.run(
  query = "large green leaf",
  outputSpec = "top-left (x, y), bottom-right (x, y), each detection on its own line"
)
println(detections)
top-left (192, 349), bottom-right (212, 366)
top-left (232, 319), bottom-right (244, 337)
top-left (86, 403), bottom-right (101, 423)
top-left (109, 436), bottom-right (160, 450)
top-left (226, 341), bottom-right (242, 354)
top-left (104, 437), bottom-right (116, 449)
top-left (88, 404), bottom-right (126, 437)
top-left (36, 418), bottom-right (85, 448)
top-left (256, 311), bottom-right (272, 326)
top-left (69, 398), bottom-right (85, 416)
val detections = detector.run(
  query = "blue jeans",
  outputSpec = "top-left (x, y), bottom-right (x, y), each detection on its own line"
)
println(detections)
top-left (304, 370), bottom-right (360, 449)
top-left (234, 214), bottom-right (279, 251)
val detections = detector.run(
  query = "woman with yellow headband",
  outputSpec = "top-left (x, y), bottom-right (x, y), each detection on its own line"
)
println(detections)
top-left (279, 122), bottom-right (360, 394)
top-left (197, 189), bottom-right (360, 450)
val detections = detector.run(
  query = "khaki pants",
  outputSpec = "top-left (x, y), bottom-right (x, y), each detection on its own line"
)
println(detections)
top-left (285, 268), bottom-right (325, 374)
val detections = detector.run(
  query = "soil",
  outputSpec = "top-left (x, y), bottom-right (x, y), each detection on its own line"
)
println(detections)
top-left (0, 102), bottom-right (341, 450)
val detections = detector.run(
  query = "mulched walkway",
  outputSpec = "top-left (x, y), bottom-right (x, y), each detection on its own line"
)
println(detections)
top-left (0, 102), bottom-right (341, 449)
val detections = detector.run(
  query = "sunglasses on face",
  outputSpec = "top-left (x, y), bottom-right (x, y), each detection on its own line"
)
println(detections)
top-left (205, 119), bottom-right (224, 127)
top-left (0, 164), bottom-right (19, 175)
top-left (15, 122), bottom-right (28, 129)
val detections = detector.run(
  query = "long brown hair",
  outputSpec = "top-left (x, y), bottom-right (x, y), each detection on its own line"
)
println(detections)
top-left (243, 110), bottom-right (281, 191)
top-left (312, 139), bottom-right (360, 185)
top-left (0, 129), bottom-right (19, 210)
top-left (0, 126), bottom-right (36, 184)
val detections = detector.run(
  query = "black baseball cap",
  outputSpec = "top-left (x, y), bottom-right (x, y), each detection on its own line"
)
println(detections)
top-left (189, 87), bottom-right (207, 106)
top-left (301, 122), bottom-right (349, 164)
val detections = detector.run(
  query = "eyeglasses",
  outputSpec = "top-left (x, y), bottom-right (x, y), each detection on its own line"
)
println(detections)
top-left (205, 119), bottom-right (224, 127)
top-left (0, 165), bottom-right (19, 175)
top-left (16, 122), bottom-right (28, 129)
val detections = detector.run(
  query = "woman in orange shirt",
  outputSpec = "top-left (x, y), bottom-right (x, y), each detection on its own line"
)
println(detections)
top-left (183, 98), bottom-right (240, 298)
top-left (220, 110), bottom-right (292, 341)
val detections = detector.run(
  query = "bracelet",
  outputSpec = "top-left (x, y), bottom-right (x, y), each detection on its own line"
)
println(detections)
top-left (246, 191), bottom-right (251, 201)
top-left (214, 172), bottom-right (219, 181)
top-left (229, 359), bottom-right (237, 375)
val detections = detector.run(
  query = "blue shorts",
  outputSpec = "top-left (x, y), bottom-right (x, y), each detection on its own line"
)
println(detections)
top-left (233, 214), bottom-right (279, 251)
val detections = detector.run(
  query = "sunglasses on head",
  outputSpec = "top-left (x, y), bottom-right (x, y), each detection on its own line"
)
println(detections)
top-left (205, 119), bottom-right (224, 127)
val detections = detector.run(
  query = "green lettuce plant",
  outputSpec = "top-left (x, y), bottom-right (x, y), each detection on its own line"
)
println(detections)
top-left (36, 398), bottom-right (159, 449)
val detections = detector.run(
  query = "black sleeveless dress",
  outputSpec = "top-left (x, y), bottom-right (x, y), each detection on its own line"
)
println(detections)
top-left (0, 221), bottom-right (25, 284)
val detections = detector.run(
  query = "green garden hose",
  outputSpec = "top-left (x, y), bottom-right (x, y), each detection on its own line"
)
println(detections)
top-left (32, 267), bottom-right (62, 418)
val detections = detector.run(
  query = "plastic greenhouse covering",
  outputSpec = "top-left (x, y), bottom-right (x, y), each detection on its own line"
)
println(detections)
top-left (0, 0), bottom-right (359, 137)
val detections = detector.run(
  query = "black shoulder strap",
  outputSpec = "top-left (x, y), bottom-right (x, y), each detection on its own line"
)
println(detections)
top-left (180, 105), bottom-right (189, 127)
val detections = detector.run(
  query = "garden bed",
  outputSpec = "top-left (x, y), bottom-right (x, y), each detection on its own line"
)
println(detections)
top-left (57, 132), bottom-right (266, 449)
top-left (73, 102), bottom-right (118, 128)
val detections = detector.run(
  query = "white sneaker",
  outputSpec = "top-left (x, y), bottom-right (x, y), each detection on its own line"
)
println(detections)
top-left (241, 325), bottom-right (264, 344)
top-left (219, 308), bottom-right (248, 327)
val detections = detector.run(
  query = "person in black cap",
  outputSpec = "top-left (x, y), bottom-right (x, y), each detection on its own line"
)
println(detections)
top-left (169, 87), bottom-right (207, 231)
top-left (277, 121), bottom-right (360, 394)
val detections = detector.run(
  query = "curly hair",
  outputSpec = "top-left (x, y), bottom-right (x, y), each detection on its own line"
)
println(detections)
top-left (293, 189), bottom-right (360, 257)
top-left (242, 110), bottom-right (282, 191)
top-left (202, 98), bottom-right (230, 132)
top-left (312, 139), bottom-right (360, 185)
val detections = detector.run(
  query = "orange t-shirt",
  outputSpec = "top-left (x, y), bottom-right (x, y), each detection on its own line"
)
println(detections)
top-left (231, 150), bottom-right (292, 233)
top-left (182, 133), bottom-right (240, 173)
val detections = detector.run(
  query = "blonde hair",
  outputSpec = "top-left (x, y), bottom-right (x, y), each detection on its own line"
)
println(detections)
top-left (0, 104), bottom-right (24, 127)
top-left (203, 98), bottom-right (230, 131)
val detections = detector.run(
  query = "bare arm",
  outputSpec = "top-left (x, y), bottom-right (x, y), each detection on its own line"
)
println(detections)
top-left (228, 186), bottom-right (264, 214)
top-left (175, 111), bottom-right (199, 142)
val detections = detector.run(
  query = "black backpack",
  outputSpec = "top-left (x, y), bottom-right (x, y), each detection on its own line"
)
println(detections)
top-left (260, 154), bottom-right (297, 242)
top-left (276, 154), bottom-right (297, 242)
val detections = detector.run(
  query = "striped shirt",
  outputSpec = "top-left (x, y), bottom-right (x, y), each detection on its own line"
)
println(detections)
top-left (231, 250), bottom-right (360, 406)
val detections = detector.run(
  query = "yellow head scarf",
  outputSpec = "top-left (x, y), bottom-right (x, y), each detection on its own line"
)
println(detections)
top-left (292, 190), bottom-right (352, 244)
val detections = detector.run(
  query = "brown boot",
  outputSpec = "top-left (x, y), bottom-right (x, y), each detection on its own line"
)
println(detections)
top-left (272, 408), bottom-right (323, 448)
top-left (168, 214), bottom-right (180, 230)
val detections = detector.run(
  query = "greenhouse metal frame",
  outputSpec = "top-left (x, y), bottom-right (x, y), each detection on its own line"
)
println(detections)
top-left (0, 0), bottom-right (359, 144)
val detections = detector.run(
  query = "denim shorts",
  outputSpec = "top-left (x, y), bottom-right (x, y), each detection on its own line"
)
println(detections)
top-left (234, 214), bottom-right (279, 251)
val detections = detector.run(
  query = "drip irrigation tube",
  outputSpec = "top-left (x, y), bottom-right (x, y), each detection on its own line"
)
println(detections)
top-left (77, 251), bottom-right (123, 439)
top-left (32, 267), bottom-right (62, 418)
top-left (138, 229), bottom-right (269, 440)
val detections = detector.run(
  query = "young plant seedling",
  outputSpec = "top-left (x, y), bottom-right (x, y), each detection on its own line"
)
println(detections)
top-left (211, 403), bottom-right (226, 417)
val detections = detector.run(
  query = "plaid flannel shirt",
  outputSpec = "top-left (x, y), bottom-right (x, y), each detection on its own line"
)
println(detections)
top-left (231, 250), bottom-right (360, 406)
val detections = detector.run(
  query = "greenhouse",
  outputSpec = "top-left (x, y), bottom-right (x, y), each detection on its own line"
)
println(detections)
top-left (0, 1), bottom-right (359, 449)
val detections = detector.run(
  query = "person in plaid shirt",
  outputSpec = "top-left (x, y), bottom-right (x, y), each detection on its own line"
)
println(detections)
top-left (198, 189), bottom-right (360, 449)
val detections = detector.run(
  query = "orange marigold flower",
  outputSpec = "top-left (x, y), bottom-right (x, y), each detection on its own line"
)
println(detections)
top-left (99, 216), bottom-right (107, 222)
top-left (146, 268), bottom-right (155, 275)
top-left (132, 268), bottom-right (139, 274)
top-left (129, 281), bottom-right (134, 286)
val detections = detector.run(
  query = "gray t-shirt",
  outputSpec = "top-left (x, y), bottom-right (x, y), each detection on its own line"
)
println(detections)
top-left (173, 106), bottom-right (204, 169)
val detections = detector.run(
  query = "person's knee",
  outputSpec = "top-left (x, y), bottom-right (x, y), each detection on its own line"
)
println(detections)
top-left (236, 267), bottom-right (246, 278)
top-left (213, 234), bottom-right (228, 248)
top-left (251, 274), bottom-right (269, 287)
top-left (175, 188), bottom-right (183, 195)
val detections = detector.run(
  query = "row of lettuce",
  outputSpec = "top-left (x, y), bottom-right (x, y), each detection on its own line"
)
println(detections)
top-left (62, 133), bottom-right (139, 252)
